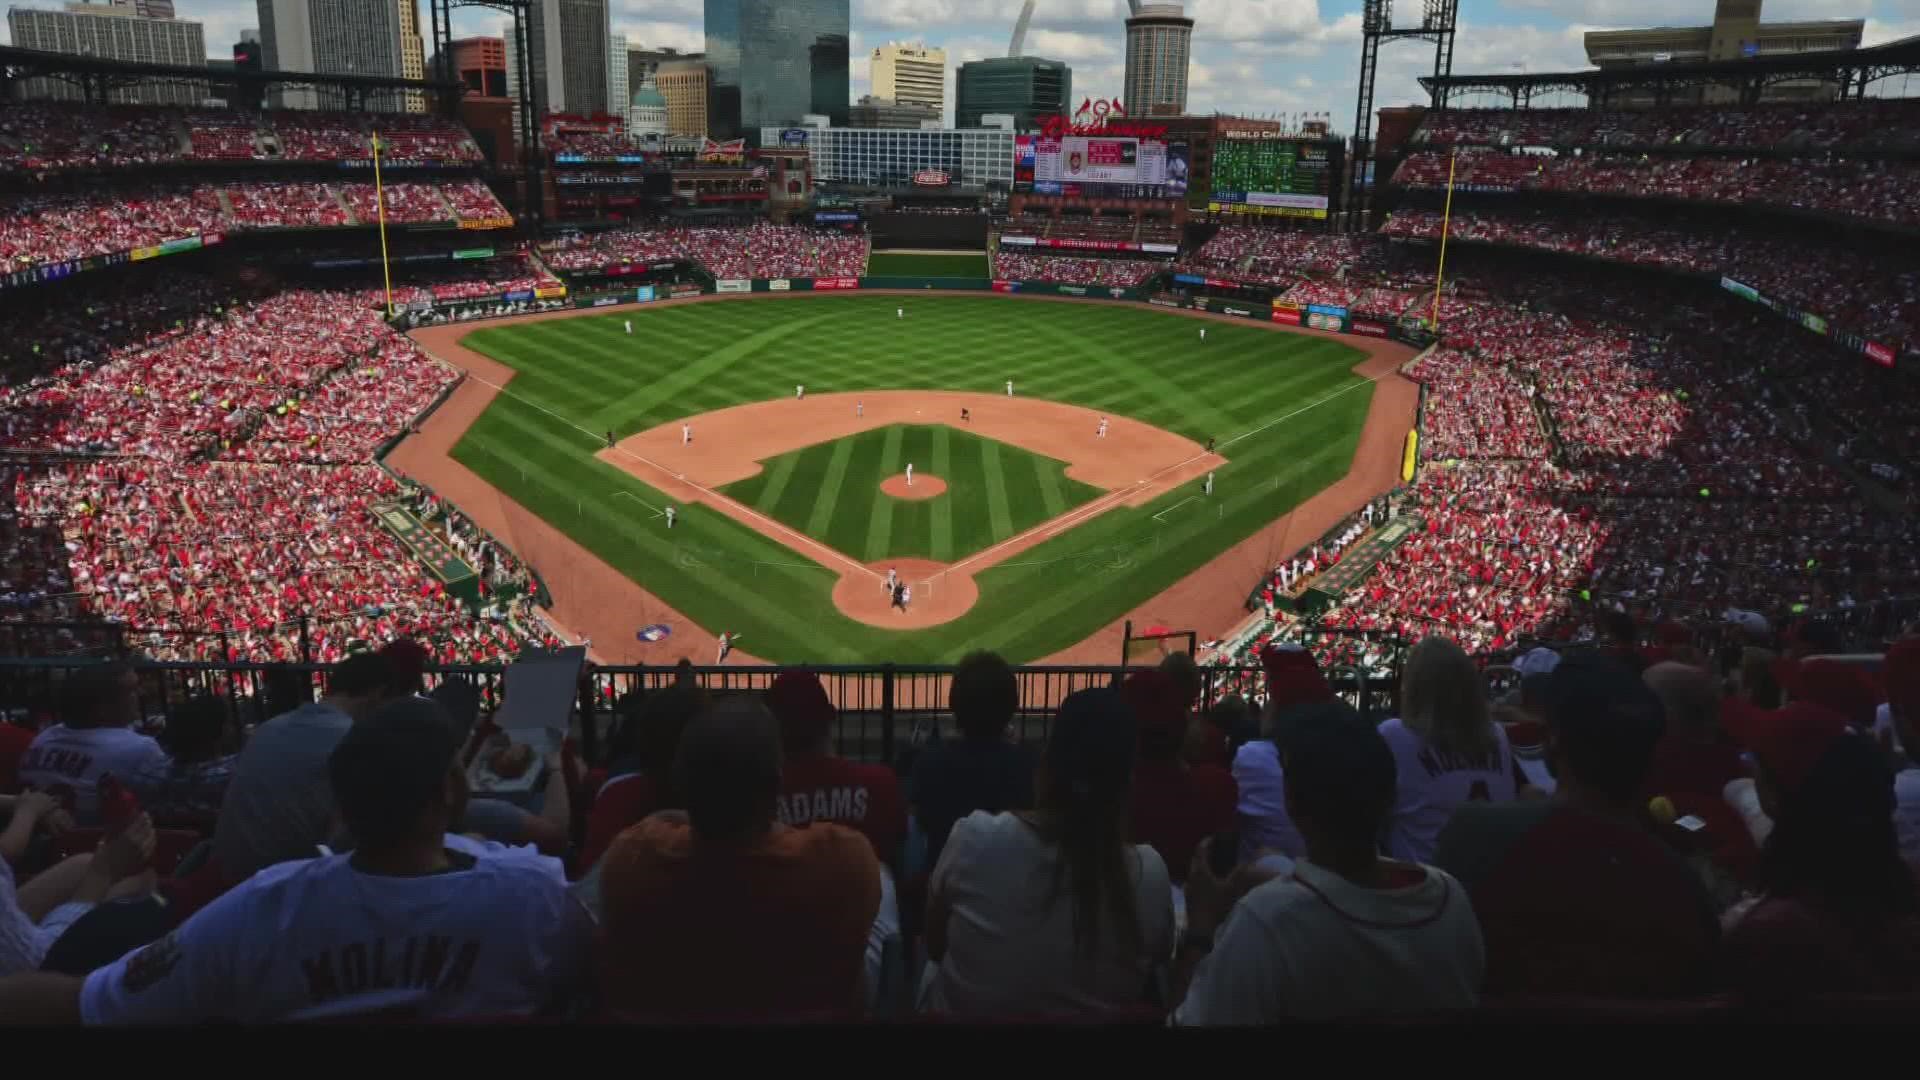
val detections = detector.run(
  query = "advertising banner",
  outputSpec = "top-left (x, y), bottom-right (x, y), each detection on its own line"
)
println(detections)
top-left (669, 284), bottom-right (702, 297)
top-left (1150, 297), bottom-right (1184, 309)
top-left (780, 128), bottom-right (810, 145)
top-left (1720, 276), bottom-right (1762, 304)
top-left (458, 217), bottom-right (514, 230)
top-left (1307, 304), bottom-right (1349, 320)
top-left (1140, 242), bottom-right (1180, 255)
top-left (813, 277), bottom-right (860, 290)
top-left (1206, 202), bottom-right (1327, 219)
top-left (1002, 236), bottom-right (1150, 254)
top-left (1059, 285), bottom-right (1088, 296)
top-left (635, 286), bottom-right (656, 303)
top-left (1306, 311), bottom-right (1345, 332)
top-left (992, 280), bottom-right (1019, 293)
top-left (1865, 340), bottom-right (1896, 368)
top-left (534, 285), bottom-right (568, 300)
top-left (1223, 305), bottom-right (1256, 318)
top-left (813, 211), bottom-right (860, 223)
top-left (1000, 235), bottom-right (1038, 247)
top-left (1351, 320), bottom-right (1389, 337)
top-left (1173, 273), bottom-right (1205, 286)
top-left (502, 289), bottom-right (534, 302)
top-left (1033, 136), bottom-right (1171, 187)
top-left (716, 279), bottom-right (751, 293)
top-left (1271, 306), bottom-right (1303, 326)
top-left (769, 279), bottom-right (791, 291)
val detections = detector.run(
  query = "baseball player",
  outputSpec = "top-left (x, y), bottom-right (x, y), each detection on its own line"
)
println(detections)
top-left (664, 505), bottom-right (677, 528)
top-left (1006, 379), bottom-right (1013, 397)
top-left (901, 585), bottom-right (912, 610)
top-left (681, 423), bottom-right (692, 445)
top-left (605, 430), bottom-right (614, 449)
top-left (905, 463), bottom-right (915, 487)
top-left (624, 319), bottom-right (632, 335)
top-left (1207, 436), bottom-right (1216, 453)
top-left (1204, 472), bottom-right (1215, 496)
top-left (796, 384), bottom-right (805, 400)
top-left (960, 407), bottom-right (971, 424)
top-left (886, 566), bottom-right (899, 593)
top-left (716, 631), bottom-right (739, 664)
top-left (1200, 327), bottom-right (1207, 342)
top-left (897, 307), bottom-right (904, 319)
top-left (1096, 416), bottom-right (1109, 439)
top-left (856, 400), bottom-right (864, 418)
top-left (891, 584), bottom-right (906, 611)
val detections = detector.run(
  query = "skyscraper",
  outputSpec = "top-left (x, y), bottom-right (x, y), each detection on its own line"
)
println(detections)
top-left (656, 58), bottom-right (710, 137)
top-left (10, 2), bottom-right (207, 105)
top-left (525, 0), bottom-right (611, 115)
top-left (608, 32), bottom-right (629, 128)
top-left (1123, 2), bottom-right (1192, 116)
top-left (395, 0), bottom-right (427, 112)
top-left (704, 0), bottom-right (850, 141)
top-left (871, 42), bottom-right (945, 116)
top-left (954, 56), bottom-right (1070, 132)
top-left (258, 0), bottom-right (408, 109)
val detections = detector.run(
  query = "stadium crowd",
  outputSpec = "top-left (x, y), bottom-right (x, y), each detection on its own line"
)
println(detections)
top-left (990, 252), bottom-right (1162, 286)
top-left (1176, 226), bottom-right (1366, 285)
top-left (1410, 100), bottom-right (1920, 152)
top-left (540, 223), bottom-right (865, 279)
top-left (0, 104), bottom-right (482, 172)
top-left (0, 623), bottom-right (1912, 1023)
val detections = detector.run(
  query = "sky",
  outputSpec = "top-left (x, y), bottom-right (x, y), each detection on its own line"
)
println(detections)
top-left (11, 0), bottom-right (1920, 129)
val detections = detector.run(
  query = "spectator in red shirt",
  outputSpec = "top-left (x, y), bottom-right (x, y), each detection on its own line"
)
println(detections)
top-left (597, 697), bottom-right (880, 1019)
top-left (576, 679), bottom-right (706, 874)
top-left (1126, 669), bottom-right (1236, 886)
top-left (767, 670), bottom-right (907, 865)
top-left (1719, 700), bottom-right (1920, 1000)
top-left (1641, 661), bottom-right (1755, 878)
top-left (1433, 652), bottom-right (1721, 998)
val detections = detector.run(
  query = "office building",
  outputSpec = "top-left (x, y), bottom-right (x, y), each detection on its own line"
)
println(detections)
top-left (764, 116), bottom-right (1013, 188)
top-left (395, 0), bottom-right (426, 112)
top-left (1123, 2), bottom-right (1192, 117)
top-left (525, 0), bottom-right (612, 115)
top-left (9, 2), bottom-right (207, 104)
top-left (657, 58), bottom-right (710, 137)
top-left (258, 0), bottom-right (408, 110)
top-left (1585, 0), bottom-right (1862, 105)
top-left (113, 0), bottom-right (172, 16)
top-left (626, 45), bottom-right (702, 95)
top-left (452, 35), bottom-right (507, 98)
top-left (609, 31), bottom-right (629, 127)
top-left (848, 94), bottom-right (941, 129)
top-left (704, 0), bottom-right (850, 140)
top-left (954, 56), bottom-right (1070, 132)
top-left (871, 41), bottom-right (945, 115)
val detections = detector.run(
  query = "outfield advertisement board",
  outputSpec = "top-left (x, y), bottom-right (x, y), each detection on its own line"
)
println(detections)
top-left (992, 280), bottom-right (1019, 293)
top-left (814, 277), bottom-right (860, 290)
top-left (670, 284), bottom-right (701, 297)
top-left (716, 279), bottom-right (751, 293)
top-left (1271, 306), bottom-right (1302, 326)
top-left (768, 279), bottom-right (791, 291)
top-left (1865, 340), bottom-right (1896, 368)
top-left (1350, 320), bottom-right (1389, 337)
top-left (635, 286), bottom-right (656, 302)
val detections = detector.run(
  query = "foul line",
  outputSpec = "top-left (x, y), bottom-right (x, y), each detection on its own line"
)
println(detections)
top-left (1152, 496), bottom-right (1198, 523)
top-left (426, 360), bottom-right (882, 581)
top-left (611, 490), bottom-right (663, 517)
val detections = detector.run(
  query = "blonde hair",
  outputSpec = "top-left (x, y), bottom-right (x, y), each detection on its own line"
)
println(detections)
top-left (1399, 636), bottom-right (1497, 764)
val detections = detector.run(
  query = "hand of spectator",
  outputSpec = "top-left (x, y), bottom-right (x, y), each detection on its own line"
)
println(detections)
top-left (96, 812), bottom-right (156, 882)
top-left (1184, 837), bottom-right (1267, 937)
top-left (11, 790), bottom-right (58, 824)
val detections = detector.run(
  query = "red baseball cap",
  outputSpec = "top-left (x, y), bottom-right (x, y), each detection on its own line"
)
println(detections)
top-left (1260, 644), bottom-right (1334, 710)
top-left (1773, 657), bottom-right (1879, 730)
top-left (767, 670), bottom-right (836, 751)
top-left (1121, 669), bottom-right (1187, 736)
top-left (1722, 698), bottom-right (1852, 797)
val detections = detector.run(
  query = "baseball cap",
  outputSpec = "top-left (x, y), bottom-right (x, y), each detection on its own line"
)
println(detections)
top-left (1260, 643), bottom-right (1335, 711)
top-left (1723, 608), bottom-right (1771, 637)
top-left (1121, 668), bottom-right (1187, 737)
top-left (1774, 657), bottom-right (1879, 730)
top-left (1721, 698), bottom-right (1852, 798)
top-left (767, 670), bottom-right (836, 752)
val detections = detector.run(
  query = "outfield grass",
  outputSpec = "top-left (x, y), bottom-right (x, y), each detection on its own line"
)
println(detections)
top-left (866, 252), bottom-right (990, 278)
top-left (450, 294), bottom-right (1372, 663)
top-left (720, 424), bottom-right (1105, 562)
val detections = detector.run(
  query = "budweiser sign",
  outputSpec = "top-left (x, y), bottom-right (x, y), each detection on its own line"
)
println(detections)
top-left (912, 169), bottom-right (951, 187)
top-left (1037, 97), bottom-right (1167, 140)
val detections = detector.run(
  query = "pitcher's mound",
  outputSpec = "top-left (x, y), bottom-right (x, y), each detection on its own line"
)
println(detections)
top-left (881, 473), bottom-right (946, 500)
top-left (834, 559), bottom-right (978, 627)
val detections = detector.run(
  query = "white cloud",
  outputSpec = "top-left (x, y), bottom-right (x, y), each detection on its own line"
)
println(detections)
top-left (614, 19), bottom-right (705, 53)
top-left (1025, 28), bottom-right (1117, 59)
top-left (177, 0), bottom-right (258, 51)
top-left (1864, 16), bottom-right (1920, 43)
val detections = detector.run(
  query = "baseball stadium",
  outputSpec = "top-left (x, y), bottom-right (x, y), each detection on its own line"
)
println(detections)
top-left (0, 8), bottom-right (1918, 1025)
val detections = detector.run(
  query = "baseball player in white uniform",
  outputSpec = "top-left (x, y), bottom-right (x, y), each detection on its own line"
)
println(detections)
top-left (682, 423), bottom-right (692, 445)
top-left (886, 567), bottom-right (899, 593)
top-left (1096, 416), bottom-right (1109, 439)
top-left (1204, 471), bottom-right (1215, 496)
top-left (856, 400), bottom-right (864, 418)
top-left (624, 319), bottom-right (632, 335)
top-left (716, 632), bottom-right (739, 664)
top-left (1006, 380), bottom-right (1013, 397)
top-left (1200, 327), bottom-right (1206, 341)
top-left (905, 463), bottom-right (915, 487)
top-left (664, 505), bottom-right (677, 529)
top-left (897, 307), bottom-right (904, 319)
top-left (796, 385), bottom-right (805, 400)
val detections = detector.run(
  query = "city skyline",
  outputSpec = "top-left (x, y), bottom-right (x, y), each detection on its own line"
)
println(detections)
top-left (4, 0), bottom-right (1916, 127)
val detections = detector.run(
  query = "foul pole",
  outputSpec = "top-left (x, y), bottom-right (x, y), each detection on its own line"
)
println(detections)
top-left (372, 133), bottom-right (395, 318)
top-left (1427, 148), bottom-right (1457, 332)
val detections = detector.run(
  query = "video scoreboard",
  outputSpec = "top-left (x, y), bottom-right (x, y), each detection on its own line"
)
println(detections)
top-left (1208, 138), bottom-right (1339, 219)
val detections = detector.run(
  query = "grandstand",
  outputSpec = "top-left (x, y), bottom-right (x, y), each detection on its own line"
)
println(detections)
top-left (0, 34), bottom-right (1918, 1027)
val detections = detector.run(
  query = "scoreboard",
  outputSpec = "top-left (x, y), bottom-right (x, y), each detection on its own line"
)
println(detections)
top-left (1208, 138), bottom-right (1338, 219)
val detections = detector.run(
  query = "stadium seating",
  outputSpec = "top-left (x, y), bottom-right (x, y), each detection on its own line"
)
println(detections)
top-left (990, 251), bottom-right (1162, 286)
top-left (540, 222), bottom-right (866, 279)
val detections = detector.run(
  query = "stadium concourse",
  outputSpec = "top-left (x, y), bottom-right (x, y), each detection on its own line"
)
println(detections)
top-left (0, 87), bottom-right (1918, 1024)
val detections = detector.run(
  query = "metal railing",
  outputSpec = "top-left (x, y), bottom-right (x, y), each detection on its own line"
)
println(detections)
top-left (0, 658), bottom-right (1387, 768)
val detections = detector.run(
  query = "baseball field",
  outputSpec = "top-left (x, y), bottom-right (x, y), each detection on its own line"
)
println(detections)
top-left (408, 294), bottom-right (1395, 664)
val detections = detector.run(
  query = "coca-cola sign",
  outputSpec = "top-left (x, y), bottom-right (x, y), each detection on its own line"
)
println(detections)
top-left (912, 169), bottom-right (950, 187)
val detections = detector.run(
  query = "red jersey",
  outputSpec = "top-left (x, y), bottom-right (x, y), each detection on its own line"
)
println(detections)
top-left (776, 753), bottom-right (907, 864)
top-left (1129, 760), bottom-right (1238, 886)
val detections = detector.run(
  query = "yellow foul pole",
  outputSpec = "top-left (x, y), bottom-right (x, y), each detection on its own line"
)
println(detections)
top-left (1428, 148), bottom-right (1458, 332)
top-left (372, 133), bottom-right (395, 318)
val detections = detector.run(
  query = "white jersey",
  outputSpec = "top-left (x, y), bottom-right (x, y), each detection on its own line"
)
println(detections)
top-left (19, 724), bottom-right (170, 824)
top-left (1376, 718), bottom-right (1516, 864)
top-left (78, 836), bottom-right (591, 1024)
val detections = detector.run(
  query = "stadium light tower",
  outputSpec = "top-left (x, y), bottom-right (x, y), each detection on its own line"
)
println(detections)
top-left (1347, 0), bottom-right (1458, 228)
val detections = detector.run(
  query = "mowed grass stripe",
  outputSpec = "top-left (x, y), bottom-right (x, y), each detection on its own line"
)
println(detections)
top-left (980, 437), bottom-right (1013, 539)
top-left (805, 436), bottom-right (858, 538)
top-left (862, 426), bottom-right (905, 560)
top-left (929, 426), bottom-right (954, 561)
top-left (753, 450), bottom-right (801, 515)
top-left (1032, 448), bottom-right (1069, 517)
